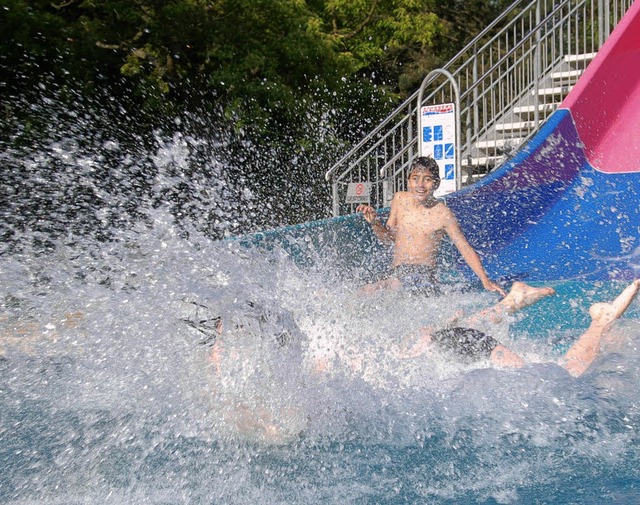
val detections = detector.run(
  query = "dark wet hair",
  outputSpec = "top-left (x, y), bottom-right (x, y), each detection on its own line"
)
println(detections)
top-left (430, 327), bottom-right (499, 362)
top-left (409, 156), bottom-right (440, 187)
top-left (190, 299), bottom-right (301, 349)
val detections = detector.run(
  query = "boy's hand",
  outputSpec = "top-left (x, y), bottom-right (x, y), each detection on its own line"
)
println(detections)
top-left (484, 280), bottom-right (507, 297)
top-left (356, 204), bottom-right (378, 224)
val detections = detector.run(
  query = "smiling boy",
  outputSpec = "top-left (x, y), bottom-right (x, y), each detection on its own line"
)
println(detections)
top-left (357, 156), bottom-right (505, 296)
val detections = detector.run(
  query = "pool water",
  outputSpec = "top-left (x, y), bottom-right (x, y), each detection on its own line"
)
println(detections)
top-left (2, 219), bottom-right (640, 504)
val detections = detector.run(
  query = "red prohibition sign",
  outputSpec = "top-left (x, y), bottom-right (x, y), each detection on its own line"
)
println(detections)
top-left (355, 183), bottom-right (364, 195)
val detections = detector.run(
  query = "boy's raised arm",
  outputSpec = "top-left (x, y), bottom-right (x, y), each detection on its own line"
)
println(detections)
top-left (356, 202), bottom-right (396, 246)
top-left (443, 210), bottom-right (506, 297)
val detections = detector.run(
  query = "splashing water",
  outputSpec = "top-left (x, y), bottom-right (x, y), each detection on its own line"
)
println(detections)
top-left (2, 100), bottom-right (640, 504)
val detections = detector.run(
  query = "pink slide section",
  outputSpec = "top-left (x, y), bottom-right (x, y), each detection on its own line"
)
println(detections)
top-left (561, 0), bottom-right (640, 174)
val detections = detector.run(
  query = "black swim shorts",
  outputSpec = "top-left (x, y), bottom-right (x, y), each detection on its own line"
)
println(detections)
top-left (430, 326), bottom-right (499, 362)
top-left (389, 264), bottom-right (442, 295)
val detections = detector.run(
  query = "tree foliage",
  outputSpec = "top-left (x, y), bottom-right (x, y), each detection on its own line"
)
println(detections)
top-left (1, 0), bottom-right (507, 230)
top-left (2, 0), bottom-right (505, 130)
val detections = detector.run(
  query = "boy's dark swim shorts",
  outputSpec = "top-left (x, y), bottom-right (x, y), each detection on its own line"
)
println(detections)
top-left (388, 264), bottom-right (442, 296)
top-left (430, 326), bottom-right (499, 362)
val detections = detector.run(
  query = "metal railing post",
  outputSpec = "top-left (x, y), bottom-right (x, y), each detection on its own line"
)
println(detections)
top-left (464, 93), bottom-right (473, 173)
top-left (599, 0), bottom-right (606, 47)
top-left (533, 0), bottom-right (542, 129)
top-left (383, 178), bottom-right (393, 208)
top-left (472, 48), bottom-right (479, 150)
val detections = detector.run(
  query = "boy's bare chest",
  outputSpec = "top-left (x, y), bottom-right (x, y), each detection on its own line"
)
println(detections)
top-left (396, 207), bottom-right (444, 234)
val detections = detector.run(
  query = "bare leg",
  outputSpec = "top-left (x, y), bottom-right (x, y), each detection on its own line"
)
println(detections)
top-left (0, 312), bottom-right (85, 357)
top-left (561, 279), bottom-right (640, 377)
top-left (459, 281), bottom-right (556, 326)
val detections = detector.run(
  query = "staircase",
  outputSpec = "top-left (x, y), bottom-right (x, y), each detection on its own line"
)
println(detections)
top-left (461, 51), bottom-right (597, 183)
top-left (325, 0), bottom-right (634, 217)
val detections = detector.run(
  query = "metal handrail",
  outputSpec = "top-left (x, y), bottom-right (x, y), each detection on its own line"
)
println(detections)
top-left (324, 0), bottom-right (527, 183)
top-left (325, 0), bottom-right (633, 217)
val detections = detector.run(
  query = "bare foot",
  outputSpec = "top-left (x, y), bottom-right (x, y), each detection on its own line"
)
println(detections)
top-left (501, 282), bottom-right (557, 313)
top-left (465, 282), bottom-right (555, 325)
top-left (589, 279), bottom-right (640, 328)
top-left (562, 280), bottom-right (640, 377)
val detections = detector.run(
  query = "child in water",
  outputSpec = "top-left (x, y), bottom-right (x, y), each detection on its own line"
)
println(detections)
top-left (187, 279), bottom-right (640, 442)
top-left (396, 280), bottom-right (640, 377)
top-left (196, 279), bottom-right (640, 378)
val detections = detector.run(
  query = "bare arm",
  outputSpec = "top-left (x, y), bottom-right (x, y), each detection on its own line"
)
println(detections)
top-left (490, 344), bottom-right (525, 368)
top-left (443, 210), bottom-right (506, 296)
top-left (356, 201), bottom-right (397, 246)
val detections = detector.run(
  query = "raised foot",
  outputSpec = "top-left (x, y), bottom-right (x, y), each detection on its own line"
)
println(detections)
top-left (503, 282), bottom-right (556, 312)
top-left (589, 279), bottom-right (640, 326)
top-left (462, 282), bottom-right (556, 326)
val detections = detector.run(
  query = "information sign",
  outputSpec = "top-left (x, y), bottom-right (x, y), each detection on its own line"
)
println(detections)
top-left (419, 103), bottom-right (457, 197)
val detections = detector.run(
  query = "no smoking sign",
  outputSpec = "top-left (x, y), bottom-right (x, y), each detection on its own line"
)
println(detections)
top-left (345, 182), bottom-right (371, 203)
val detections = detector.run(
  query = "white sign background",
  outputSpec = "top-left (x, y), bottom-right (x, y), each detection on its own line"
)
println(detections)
top-left (345, 182), bottom-right (371, 204)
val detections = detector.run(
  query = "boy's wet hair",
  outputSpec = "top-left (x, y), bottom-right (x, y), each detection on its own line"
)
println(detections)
top-left (189, 298), bottom-right (301, 349)
top-left (409, 156), bottom-right (440, 187)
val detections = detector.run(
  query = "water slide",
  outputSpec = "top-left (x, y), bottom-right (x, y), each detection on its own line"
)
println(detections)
top-left (447, 0), bottom-right (640, 282)
top-left (245, 1), bottom-right (640, 283)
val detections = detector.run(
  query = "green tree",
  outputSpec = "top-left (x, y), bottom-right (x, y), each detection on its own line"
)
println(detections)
top-left (1, 0), bottom-right (508, 231)
top-left (2, 0), bottom-right (506, 135)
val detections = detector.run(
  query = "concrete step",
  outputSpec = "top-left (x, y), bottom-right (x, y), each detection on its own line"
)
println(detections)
top-left (461, 155), bottom-right (502, 167)
top-left (461, 172), bottom-right (489, 185)
top-left (495, 120), bottom-right (535, 133)
top-left (475, 137), bottom-right (524, 152)
top-left (551, 69), bottom-right (583, 82)
top-left (532, 85), bottom-right (574, 97)
top-left (563, 52), bottom-right (597, 65)
top-left (512, 103), bottom-right (559, 116)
